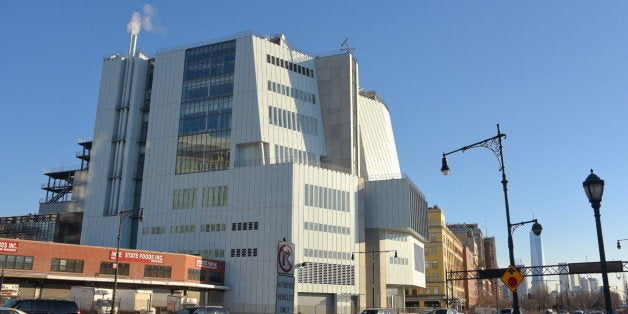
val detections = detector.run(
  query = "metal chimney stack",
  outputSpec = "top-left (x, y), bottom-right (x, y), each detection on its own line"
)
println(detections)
top-left (128, 34), bottom-right (138, 57)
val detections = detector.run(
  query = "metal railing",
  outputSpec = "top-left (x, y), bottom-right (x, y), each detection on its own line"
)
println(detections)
top-left (43, 165), bottom-right (82, 174)
top-left (75, 150), bottom-right (91, 158)
top-left (41, 181), bottom-right (72, 189)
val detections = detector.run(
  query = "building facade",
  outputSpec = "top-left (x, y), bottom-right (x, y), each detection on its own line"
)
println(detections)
top-left (405, 206), bottom-right (464, 310)
top-left (0, 238), bottom-right (226, 308)
top-left (530, 230), bottom-right (546, 293)
top-left (79, 33), bottom-right (429, 313)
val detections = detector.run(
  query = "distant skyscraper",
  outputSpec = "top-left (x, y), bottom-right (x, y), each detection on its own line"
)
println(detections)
top-left (516, 259), bottom-right (529, 297)
top-left (484, 237), bottom-right (498, 270)
top-left (589, 278), bottom-right (599, 292)
top-left (530, 230), bottom-right (546, 293)
top-left (579, 276), bottom-right (590, 292)
top-left (559, 263), bottom-right (570, 293)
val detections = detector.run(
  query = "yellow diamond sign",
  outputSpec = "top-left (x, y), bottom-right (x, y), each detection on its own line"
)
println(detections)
top-left (500, 265), bottom-right (524, 292)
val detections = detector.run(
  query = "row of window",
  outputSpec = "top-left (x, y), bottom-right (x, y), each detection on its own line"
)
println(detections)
top-left (425, 260), bottom-right (439, 269)
top-left (176, 132), bottom-right (231, 174)
top-left (386, 232), bottom-right (407, 242)
top-left (171, 225), bottom-right (195, 234)
top-left (266, 54), bottom-right (314, 78)
top-left (303, 248), bottom-right (351, 261)
top-left (230, 248), bottom-right (258, 257)
top-left (201, 249), bottom-right (225, 258)
top-left (424, 246), bottom-right (438, 256)
top-left (178, 109), bottom-right (232, 136)
top-left (181, 96), bottom-right (233, 119)
top-left (304, 221), bottom-right (350, 235)
top-left (173, 188), bottom-right (196, 209)
top-left (275, 144), bottom-right (316, 164)
top-left (45, 259), bottom-right (174, 279)
top-left (172, 186), bottom-right (228, 210)
top-left (101, 262), bottom-right (171, 279)
top-left (203, 186), bottom-right (228, 207)
top-left (268, 106), bottom-right (318, 136)
top-left (232, 221), bottom-right (259, 231)
top-left (187, 268), bottom-right (223, 284)
top-left (200, 223), bottom-right (226, 232)
top-left (425, 273), bottom-right (440, 283)
top-left (424, 286), bottom-right (441, 295)
top-left (185, 41), bottom-right (236, 61)
top-left (184, 54), bottom-right (235, 80)
top-left (182, 74), bottom-right (234, 102)
top-left (143, 221), bottom-right (258, 235)
top-left (0, 254), bottom-right (33, 270)
top-left (142, 226), bottom-right (165, 235)
top-left (389, 257), bottom-right (409, 265)
top-left (177, 41), bottom-right (235, 176)
top-left (304, 184), bottom-right (351, 212)
top-left (267, 80), bottom-right (316, 104)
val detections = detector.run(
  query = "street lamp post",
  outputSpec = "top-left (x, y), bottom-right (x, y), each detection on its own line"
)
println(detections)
top-left (441, 124), bottom-right (524, 314)
top-left (582, 170), bottom-right (613, 314)
top-left (352, 250), bottom-right (397, 309)
top-left (111, 208), bottom-right (144, 314)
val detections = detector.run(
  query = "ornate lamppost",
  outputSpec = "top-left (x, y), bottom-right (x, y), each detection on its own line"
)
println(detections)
top-left (441, 124), bottom-right (523, 314)
top-left (582, 170), bottom-right (613, 314)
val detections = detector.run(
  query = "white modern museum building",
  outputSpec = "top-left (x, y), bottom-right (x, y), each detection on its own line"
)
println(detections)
top-left (79, 32), bottom-right (429, 313)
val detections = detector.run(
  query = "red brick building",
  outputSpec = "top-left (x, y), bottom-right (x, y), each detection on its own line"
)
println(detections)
top-left (0, 238), bottom-right (227, 309)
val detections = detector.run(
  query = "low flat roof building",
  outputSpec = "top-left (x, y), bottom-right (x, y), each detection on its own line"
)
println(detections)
top-left (0, 238), bottom-right (227, 309)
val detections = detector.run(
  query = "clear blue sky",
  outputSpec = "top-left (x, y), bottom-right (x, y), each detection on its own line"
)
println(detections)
top-left (1, 1), bottom-right (626, 286)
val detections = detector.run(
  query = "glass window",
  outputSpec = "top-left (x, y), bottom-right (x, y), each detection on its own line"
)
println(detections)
top-left (99, 262), bottom-right (130, 276)
top-left (144, 265), bottom-right (172, 278)
top-left (51, 258), bottom-right (84, 273)
top-left (0, 254), bottom-right (33, 270)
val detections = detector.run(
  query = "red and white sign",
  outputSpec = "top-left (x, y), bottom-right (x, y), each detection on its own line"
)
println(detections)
top-left (0, 241), bottom-right (18, 253)
top-left (196, 259), bottom-right (219, 270)
top-left (276, 241), bottom-right (295, 274)
top-left (0, 284), bottom-right (19, 297)
top-left (110, 250), bottom-right (164, 264)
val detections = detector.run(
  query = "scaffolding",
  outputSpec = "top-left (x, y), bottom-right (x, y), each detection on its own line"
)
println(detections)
top-left (40, 140), bottom-right (91, 204)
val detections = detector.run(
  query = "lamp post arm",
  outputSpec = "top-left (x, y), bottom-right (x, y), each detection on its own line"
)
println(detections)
top-left (352, 249), bottom-right (397, 255)
top-left (442, 133), bottom-right (505, 157)
top-left (442, 131), bottom-right (507, 169)
top-left (510, 219), bottom-right (538, 232)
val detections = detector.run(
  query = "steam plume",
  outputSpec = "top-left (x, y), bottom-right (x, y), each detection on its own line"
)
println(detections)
top-left (126, 4), bottom-right (158, 35)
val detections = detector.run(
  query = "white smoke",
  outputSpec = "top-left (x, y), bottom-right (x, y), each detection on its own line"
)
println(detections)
top-left (127, 12), bottom-right (141, 35)
top-left (126, 4), bottom-right (158, 35)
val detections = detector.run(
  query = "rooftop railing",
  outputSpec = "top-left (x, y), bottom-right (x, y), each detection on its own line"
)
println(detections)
top-left (43, 165), bottom-right (82, 174)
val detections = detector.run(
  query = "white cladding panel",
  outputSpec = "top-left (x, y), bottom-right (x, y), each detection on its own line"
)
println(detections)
top-left (141, 49), bottom-right (184, 184)
top-left (136, 161), bottom-right (359, 307)
top-left (249, 36), bottom-right (326, 160)
top-left (358, 95), bottom-right (401, 178)
top-left (83, 56), bottom-right (149, 246)
top-left (231, 36), bottom-right (262, 144)
top-left (384, 235), bottom-right (426, 287)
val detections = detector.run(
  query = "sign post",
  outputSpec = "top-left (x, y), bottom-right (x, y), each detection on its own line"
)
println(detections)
top-left (275, 241), bottom-right (295, 314)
